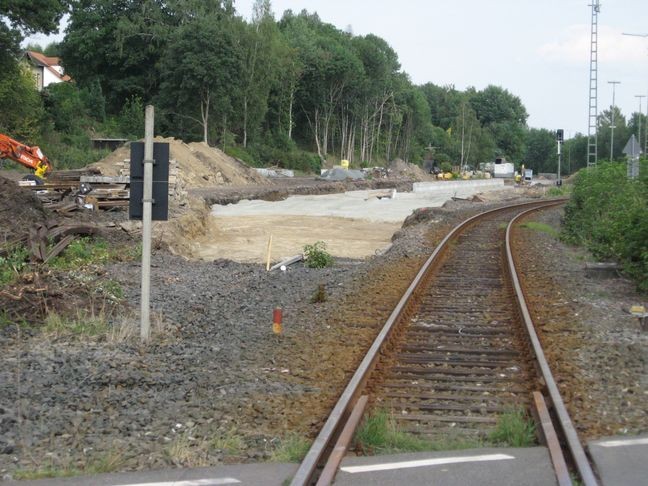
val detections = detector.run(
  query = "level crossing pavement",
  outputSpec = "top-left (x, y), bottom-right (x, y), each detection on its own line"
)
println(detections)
top-left (587, 434), bottom-right (648, 486)
top-left (8, 436), bottom-right (648, 485)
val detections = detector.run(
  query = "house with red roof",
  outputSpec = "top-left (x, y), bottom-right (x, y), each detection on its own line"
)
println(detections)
top-left (24, 51), bottom-right (72, 91)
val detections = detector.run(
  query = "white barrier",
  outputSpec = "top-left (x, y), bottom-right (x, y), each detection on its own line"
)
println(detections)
top-left (413, 179), bottom-right (504, 193)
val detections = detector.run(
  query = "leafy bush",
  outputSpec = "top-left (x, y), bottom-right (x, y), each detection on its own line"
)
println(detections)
top-left (440, 161), bottom-right (453, 173)
top-left (562, 161), bottom-right (648, 290)
top-left (224, 145), bottom-right (261, 167)
top-left (303, 241), bottom-right (333, 268)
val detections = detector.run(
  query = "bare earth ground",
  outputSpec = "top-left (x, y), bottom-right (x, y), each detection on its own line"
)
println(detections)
top-left (1, 181), bottom-right (646, 479)
top-left (193, 215), bottom-right (401, 262)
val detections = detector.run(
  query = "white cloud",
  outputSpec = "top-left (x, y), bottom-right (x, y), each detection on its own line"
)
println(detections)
top-left (538, 24), bottom-right (648, 64)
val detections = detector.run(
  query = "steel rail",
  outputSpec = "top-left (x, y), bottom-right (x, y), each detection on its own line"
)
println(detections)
top-left (290, 199), bottom-right (564, 486)
top-left (506, 204), bottom-right (598, 486)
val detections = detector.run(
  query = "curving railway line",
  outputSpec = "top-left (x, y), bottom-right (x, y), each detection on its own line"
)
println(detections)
top-left (291, 199), bottom-right (599, 486)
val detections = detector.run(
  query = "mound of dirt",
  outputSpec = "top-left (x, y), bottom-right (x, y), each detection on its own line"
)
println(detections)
top-left (91, 137), bottom-right (269, 189)
top-left (388, 159), bottom-right (430, 181)
top-left (0, 176), bottom-right (48, 243)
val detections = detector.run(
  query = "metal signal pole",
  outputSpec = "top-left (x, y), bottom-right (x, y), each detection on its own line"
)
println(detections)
top-left (608, 81), bottom-right (621, 161)
top-left (636, 95), bottom-right (646, 158)
top-left (587, 1), bottom-right (601, 167)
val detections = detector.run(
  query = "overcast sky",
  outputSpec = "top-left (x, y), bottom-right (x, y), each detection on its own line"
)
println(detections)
top-left (27, 0), bottom-right (648, 138)
top-left (235, 0), bottom-right (648, 137)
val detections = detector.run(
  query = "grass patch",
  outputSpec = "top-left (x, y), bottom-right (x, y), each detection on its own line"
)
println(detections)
top-left (13, 467), bottom-right (81, 480)
top-left (13, 450), bottom-right (125, 479)
top-left (354, 410), bottom-right (482, 455)
top-left (0, 245), bottom-right (29, 285)
top-left (519, 221), bottom-right (560, 238)
top-left (488, 409), bottom-right (536, 447)
top-left (269, 434), bottom-right (311, 463)
top-left (546, 185), bottom-right (572, 197)
top-left (47, 238), bottom-right (137, 271)
top-left (165, 432), bottom-right (210, 467)
top-left (44, 311), bottom-right (110, 337)
top-left (210, 429), bottom-right (246, 455)
top-left (97, 279), bottom-right (124, 301)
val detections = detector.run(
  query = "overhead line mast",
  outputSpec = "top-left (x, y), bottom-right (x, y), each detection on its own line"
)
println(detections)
top-left (587, 1), bottom-right (601, 167)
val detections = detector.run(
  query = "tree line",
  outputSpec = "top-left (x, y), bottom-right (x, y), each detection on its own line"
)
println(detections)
top-left (1, 0), bottom-right (646, 173)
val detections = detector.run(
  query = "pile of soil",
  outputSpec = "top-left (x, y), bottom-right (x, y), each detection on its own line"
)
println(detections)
top-left (0, 176), bottom-right (47, 243)
top-left (387, 158), bottom-right (431, 181)
top-left (91, 137), bottom-right (269, 189)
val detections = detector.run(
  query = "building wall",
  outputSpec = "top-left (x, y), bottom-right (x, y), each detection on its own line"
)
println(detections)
top-left (43, 68), bottom-right (63, 88)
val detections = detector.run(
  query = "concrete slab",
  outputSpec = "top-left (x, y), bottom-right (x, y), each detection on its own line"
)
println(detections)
top-left (211, 182), bottom-right (511, 223)
top-left (333, 447), bottom-right (557, 486)
top-left (588, 434), bottom-right (648, 486)
top-left (4, 463), bottom-right (298, 486)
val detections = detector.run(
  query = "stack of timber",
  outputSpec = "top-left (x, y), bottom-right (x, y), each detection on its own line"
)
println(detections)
top-left (104, 157), bottom-right (188, 206)
top-left (26, 155), bottom-right (189, 212)
top-left (28, 168), bottom-right (131, 212)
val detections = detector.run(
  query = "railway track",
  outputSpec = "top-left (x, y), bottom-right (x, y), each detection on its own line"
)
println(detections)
top-left (368, 206), bottom-right (536, 440)
top-left (291, 199), bottom-right (598, 486)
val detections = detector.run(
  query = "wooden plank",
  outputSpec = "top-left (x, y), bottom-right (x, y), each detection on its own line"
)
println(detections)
top-left (269, 254), bottom-right (303, 271)
top-left (393, 414), bottom-right (498, 424)
top-left (532, 391), bottom-right (571, 486)
top-left (43, 235), bottom-right (75, 263)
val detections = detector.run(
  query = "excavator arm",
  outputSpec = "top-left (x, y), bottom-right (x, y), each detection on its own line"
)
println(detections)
top-left (0, 133), bottom-right (53, 180)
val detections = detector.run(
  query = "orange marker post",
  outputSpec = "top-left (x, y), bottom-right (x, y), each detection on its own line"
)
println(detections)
top-left (273, 307), bottom-right (283, 335)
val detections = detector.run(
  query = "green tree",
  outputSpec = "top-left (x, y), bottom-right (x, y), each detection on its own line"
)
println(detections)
top-left (118, 95), bottom-right (144, 139)
top-left (523, 128), bottom-right (556, 174)
top-left (0, 62), bottom-right (44, 141)
top-left (469, 85), bottom-right (528, 161)
top-left (158, 12), bottom-right (245, 144)
top-left (43, 82), bottom-right (86, 133)
top-left (0, 0), bottom-right (68, 69)
top-left (597, 106), bottom-right (629, 162)
top-left (239, 0), bottom-right (282, 148)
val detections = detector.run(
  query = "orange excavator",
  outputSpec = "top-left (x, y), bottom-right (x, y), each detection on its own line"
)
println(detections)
top-left (0, 133), bottom-right (53, 182)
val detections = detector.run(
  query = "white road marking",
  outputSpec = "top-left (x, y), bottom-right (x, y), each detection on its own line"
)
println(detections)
top-left (340, 453), bottom-right (515, 474)
top-left (597, 438), bottom-right (648, 448)
top-left (115, 478), bottom-right (241, 486)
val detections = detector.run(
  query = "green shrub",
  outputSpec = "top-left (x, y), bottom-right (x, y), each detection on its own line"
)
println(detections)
top-left (562, 161), bottom-right (647, 290)
top-left (224, 145), bottom-right (261, 167)
top-left (303, 241), bottom-right (333, 268)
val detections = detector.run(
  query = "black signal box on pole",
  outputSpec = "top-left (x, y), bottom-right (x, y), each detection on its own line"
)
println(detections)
top-left (556, 129), bottom-right (564, 142)
top-left (129, 142), bottom-right (169, 221)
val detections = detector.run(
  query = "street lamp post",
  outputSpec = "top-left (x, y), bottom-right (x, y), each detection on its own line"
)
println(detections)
top-left (636, 95), bottom-right (646, 158)
top-left (623, 33), bottom-right (648, 156)
top-left (608, 81), bottom-right (621, 161)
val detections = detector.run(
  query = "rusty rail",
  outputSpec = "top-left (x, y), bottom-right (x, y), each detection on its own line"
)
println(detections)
top-left (506, 205), bottom-right (598, 486)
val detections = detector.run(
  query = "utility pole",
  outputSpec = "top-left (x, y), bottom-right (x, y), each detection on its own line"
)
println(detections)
top-left (623, 33), bottom-right (648, 156)
top-left (556, 129), bottom-right (564, 186)
top-left (587, 1), bottom-right (601, 167)
top-left (636, 95), bottom-right (646, 158)
top-left (140, 105), bottom-right (154, 342)
top-left (608, 81), bottom-right (621, 161)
